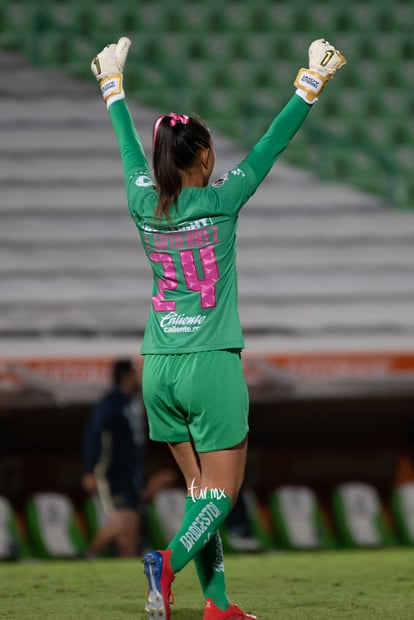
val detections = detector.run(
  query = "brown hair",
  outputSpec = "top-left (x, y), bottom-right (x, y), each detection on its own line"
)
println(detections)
top-left (152, 114), bottom-right (211, 221)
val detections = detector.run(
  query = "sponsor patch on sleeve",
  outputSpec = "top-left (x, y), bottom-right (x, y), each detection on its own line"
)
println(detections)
top-left (134, 172), bottom-right (155, 187)
top-left (212, 166), bottom-right (245, 187)
top-left (212, 173), bottom-right (229, 187)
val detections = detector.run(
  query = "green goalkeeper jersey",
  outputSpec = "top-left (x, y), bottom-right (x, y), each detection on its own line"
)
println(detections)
top-left (109, 95), bottom-right (311, 354)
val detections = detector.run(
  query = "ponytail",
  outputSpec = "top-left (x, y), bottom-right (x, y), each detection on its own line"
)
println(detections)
top-left (152, 113), bottom-right (211, 222)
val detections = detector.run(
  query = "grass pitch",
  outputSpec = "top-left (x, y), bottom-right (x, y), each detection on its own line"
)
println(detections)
top-left (1, 549), bottom-right (413, 619)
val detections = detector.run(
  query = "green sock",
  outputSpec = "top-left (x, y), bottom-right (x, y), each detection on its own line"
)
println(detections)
top-left (167, 493), bottom-right (232, 574)
top-left (185, 497), bottom-right (230, 611)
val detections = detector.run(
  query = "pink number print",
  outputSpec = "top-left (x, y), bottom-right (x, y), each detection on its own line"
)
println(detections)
top-left (150, 252), bottom-right (178, 311)
top-left (180, 246), bottom-right (219, 308)
top-left (150, 247), bottom-right (220, 311)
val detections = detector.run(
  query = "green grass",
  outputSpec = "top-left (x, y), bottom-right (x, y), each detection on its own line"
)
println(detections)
top-left (1, 550), bottom-right (414, 619)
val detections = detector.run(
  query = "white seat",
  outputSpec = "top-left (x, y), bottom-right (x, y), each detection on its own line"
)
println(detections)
top-left (26, 492), bottom-right (86, 558)
top-left (392, 482), bottom-right (414, 545)
top-left (271, 486), bottom-right (334, 550)
top-left (149, 488), bottom-right (186, 548)
top-left (332, 482), bottom-right (394, 547)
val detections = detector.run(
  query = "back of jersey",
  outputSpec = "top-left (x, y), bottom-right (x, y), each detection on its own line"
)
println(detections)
top-left (137, 187), bottom-right (244, 354)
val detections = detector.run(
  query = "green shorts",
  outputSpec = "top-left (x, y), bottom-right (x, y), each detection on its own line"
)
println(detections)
top-left (142, 349), bottom-right (249, 452)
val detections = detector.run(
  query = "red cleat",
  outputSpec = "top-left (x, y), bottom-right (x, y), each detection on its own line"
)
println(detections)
top-left (143, 549), bottom-right (175, 619)
top-left (203, 598), bottom-right (257, 619)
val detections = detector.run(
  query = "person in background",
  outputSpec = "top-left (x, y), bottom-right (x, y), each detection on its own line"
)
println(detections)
top-left (82, 358), bottom-right (145, 557)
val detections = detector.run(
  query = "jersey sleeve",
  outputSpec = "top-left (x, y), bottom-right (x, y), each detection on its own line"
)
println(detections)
top-left (243, 94), bottom-right (311, 186)
top-left (108, 100), bottom-right (158, 221)
top-left (210, 94), bottom-right (312, 215)
top-left (108, 99), bottom-right (150, 182)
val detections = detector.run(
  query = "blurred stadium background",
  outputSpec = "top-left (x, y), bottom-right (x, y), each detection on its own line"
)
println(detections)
top-left (1, 0), bottom-right (414, 559)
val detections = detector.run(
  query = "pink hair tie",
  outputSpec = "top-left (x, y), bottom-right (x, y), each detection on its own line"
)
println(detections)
top-left (153, 112), bottom-right (190, 149)
top-left (168, 113), bottom-right (189, 126)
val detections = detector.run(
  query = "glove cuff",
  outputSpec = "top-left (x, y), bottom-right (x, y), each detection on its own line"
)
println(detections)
top-left (99, 74), bottom-right (124, 109)
top-left (294, 68), bottom-right (327, 104)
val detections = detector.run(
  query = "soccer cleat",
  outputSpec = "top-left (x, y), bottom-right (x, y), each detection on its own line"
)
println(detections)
top-left (143, 549), bottom-right (175, 619)
top-left (203, 598), bottom-right (257, 619)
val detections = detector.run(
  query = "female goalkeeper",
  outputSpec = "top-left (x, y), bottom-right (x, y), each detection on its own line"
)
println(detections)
top-left (91, 37), bottom-right (345, 620)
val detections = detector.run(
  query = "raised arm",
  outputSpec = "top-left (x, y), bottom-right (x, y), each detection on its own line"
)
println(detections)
top-left (91, 37), bottom-right (150, 184)
top-left (242, 95), bottom-right (311, 187)
top-left (243, 38), bottom-right (346, 186)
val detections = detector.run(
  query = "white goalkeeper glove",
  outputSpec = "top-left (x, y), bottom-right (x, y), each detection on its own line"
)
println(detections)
top-left (91, 36), bottom-right (131, 109)
top-left (294, 38), bottom-right (346, 104)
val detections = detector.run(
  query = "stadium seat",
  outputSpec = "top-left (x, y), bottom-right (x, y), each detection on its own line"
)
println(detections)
top-left (25, 493), bottom-right (87, 559)
top-left (290, 7), bottom-right (319, 33)
top-left (0, 2), bottom-right (42, 53)
top-left (400, 37), bottom-right (414, 60)
top-left (332, 483), bottom-right (396, 548)
top-left (333, 9), bottom-right (360, 33)
top-left (146, 488), bottom-right (186, 549)
top-left (221, 489), bottom-right (274, 553)
top-left (137, 35), bottom-right (171, 66)
top-left (0, 496), bottom-right (31, 560)
top-left (247, 6), bottom-right (276, 33)
top-left (391, 482), bottom-right (414, 546)
top-left (0, 2), bottom-right (11, 37)
top-left (71, 5), bottom-right (100, 37)
top-left (375, 7), bottom-right (398, 32)
top-left (115, 5), bottom-right (143, 35)
top-left (270, 486), bottom-right (335, 550)
top-left (207, 7), bottom-right (233, 32)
